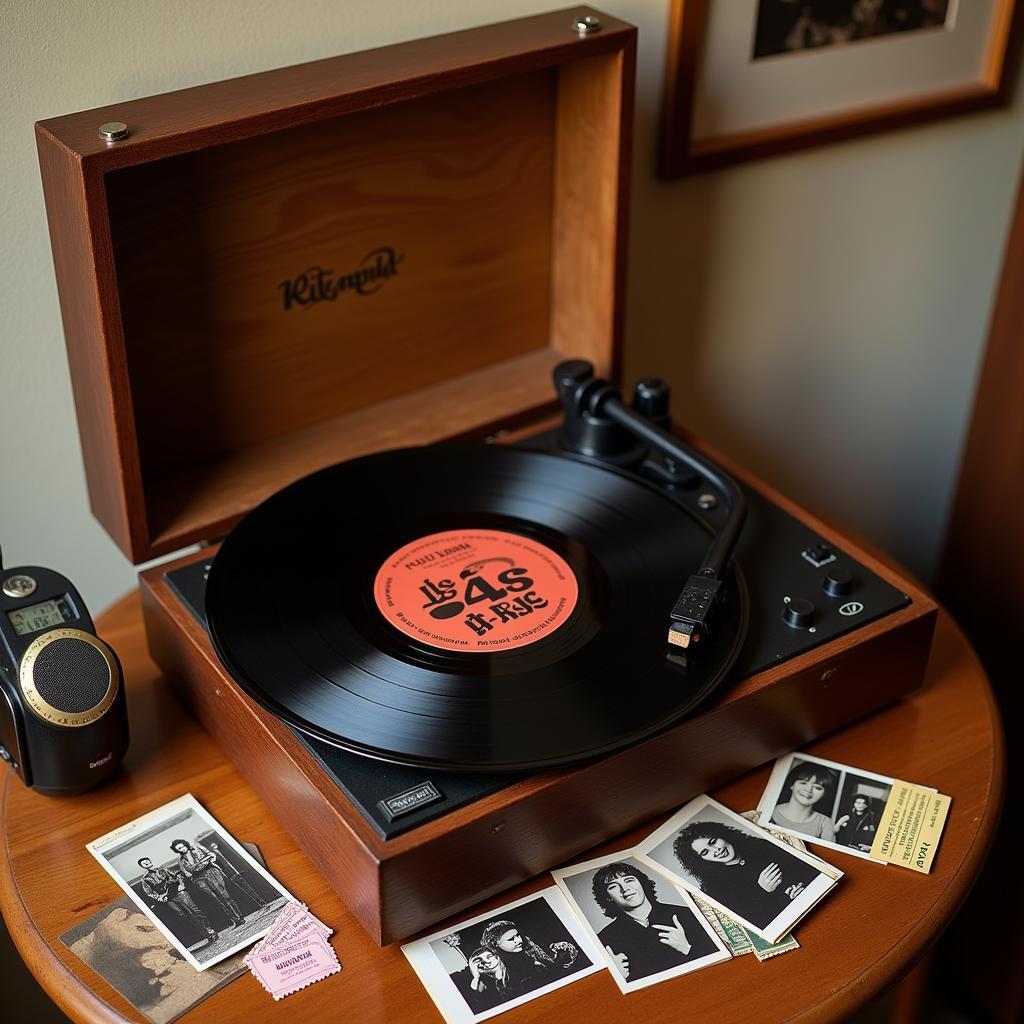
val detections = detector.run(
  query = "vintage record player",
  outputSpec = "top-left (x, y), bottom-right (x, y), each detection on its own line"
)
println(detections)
top-left (37, 8), bottom-right (936, 945)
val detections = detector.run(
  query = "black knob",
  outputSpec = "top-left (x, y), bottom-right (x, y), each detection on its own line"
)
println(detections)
top-left (823, 567), bottom-right (853, 597)
top-left (554, 360), bottom-right (594, 405)
top-left (632, 377), bottom-right (671, 424)
top-left (783, 598), bottom-right (815, 629)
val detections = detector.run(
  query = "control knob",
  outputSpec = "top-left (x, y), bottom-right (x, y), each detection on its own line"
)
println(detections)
top-left (783, 598), bottom-right (815, 630)
top-left (823, 568), bottom-right (853, 597)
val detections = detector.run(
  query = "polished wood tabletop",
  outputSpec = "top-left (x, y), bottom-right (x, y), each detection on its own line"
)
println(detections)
top-left (0, 593), bottom-right (1003, 1024)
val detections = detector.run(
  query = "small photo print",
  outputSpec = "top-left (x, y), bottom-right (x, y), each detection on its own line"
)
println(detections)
top-left (60, 896), bottom-right (247, 1024)
top-left (552, 851), bottom-right (730, 993)
top-left (634, 795), bottom-right (841, 944)
top-left (86, 794), bottom-right (292, 970)
top-left (755, 751), bottom-right (903, 860)
top-left (401, 887), bottom-right (601, 1024)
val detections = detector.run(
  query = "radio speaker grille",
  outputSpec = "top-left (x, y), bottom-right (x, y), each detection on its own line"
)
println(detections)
top-left (32, 637), bottom-right (111, 713)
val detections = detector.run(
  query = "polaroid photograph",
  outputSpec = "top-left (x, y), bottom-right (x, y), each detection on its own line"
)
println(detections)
top-left (551, 851), bottom-right (731, 993)
top-left (61, 895), bottom-right (247, 1024)
top-left (86, 794), bottom-right (292, 970)
top-left (634, 794), bottom-right (842, 944)
top-left (755, 751), bottom-right (907, 860)
top-left (401, 887), bottom-right (601, 1023)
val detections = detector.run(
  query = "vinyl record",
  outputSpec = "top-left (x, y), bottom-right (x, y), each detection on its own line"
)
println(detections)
top-left (205, 446), bottom-right (748, 771)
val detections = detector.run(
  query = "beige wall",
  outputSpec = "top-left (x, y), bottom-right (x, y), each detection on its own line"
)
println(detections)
top-left (1, 0), bottom-right (1022, 616)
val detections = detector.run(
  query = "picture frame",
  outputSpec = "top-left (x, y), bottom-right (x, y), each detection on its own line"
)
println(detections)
top-left (660, 0), bottom-right (1021, 177)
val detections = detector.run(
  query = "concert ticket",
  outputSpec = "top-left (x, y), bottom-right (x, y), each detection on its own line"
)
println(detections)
top-left (247, 932), bottom-right (341, 1000)
top-left (245, 902), bottom-right (341, 999)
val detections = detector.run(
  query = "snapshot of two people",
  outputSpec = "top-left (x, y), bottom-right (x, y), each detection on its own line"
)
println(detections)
top-left (138, 838), bottom-right (259, 949)
top-left (769, 761), bottom-right (882, 852)
top-left (449, 917), bottom-right (581, 1013)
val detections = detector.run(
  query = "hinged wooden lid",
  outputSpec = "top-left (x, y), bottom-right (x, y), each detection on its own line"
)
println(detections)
top-left (36, 7), bottom-right (635, 563)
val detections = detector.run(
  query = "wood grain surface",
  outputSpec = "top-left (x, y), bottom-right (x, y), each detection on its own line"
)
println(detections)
top-left (35, 7), bottom-right (635, 564)
top-left (0, 593), bottom-right (1003, 1024)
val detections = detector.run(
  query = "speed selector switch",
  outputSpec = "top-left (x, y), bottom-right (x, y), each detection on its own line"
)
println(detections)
top-left (822, 567), bottom-right (853, 597)
top-left (783, 598), bottom-right (815, 630)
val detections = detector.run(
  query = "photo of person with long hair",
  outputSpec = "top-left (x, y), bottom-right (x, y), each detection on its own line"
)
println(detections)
top-left (553, 852), bottom-right (731, 993)
top-left (670, 819), bottom-right (819, 929)
top-left (460, 946), bottom-right (511, 1013)
top-left (636, 796), bottom-right (841, 943)
top-left (407, 888), bottom-right (599, 1024)
top-left (169, 838), bottom-right (245, 931)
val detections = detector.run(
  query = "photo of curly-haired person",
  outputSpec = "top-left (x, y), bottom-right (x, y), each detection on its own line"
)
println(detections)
top-left (553, 853), bottom-right (730, 993)
top-left (636, 795), bottom-right (841, 944)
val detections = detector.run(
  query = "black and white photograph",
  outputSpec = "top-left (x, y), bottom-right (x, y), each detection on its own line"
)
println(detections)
top-left (635, 795), bottom-right (842, 944)
top-left (401, 887), bottom-right (601, 1024)
top-left (60, 896), bottom-right (248, 1024)
top-left (552, 851), bottom-right (731, 993)
top-left (86, 794), bottom-right (292, 970)
top-left (753, 1), bottom-right (953, 60)
top-left (756, 751), bottom-right (907, 860)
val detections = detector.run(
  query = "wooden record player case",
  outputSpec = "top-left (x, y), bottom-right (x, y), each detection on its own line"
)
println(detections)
top-left (37, 8), bottom-right (936, 945)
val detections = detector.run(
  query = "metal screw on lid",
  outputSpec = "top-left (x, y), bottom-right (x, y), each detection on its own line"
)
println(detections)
top-left (573, 15), bottom-right (601, 34)
top-left (697, 493), bottom-right (718, 511)
top-left (98, 122), bottom-right (129, 142)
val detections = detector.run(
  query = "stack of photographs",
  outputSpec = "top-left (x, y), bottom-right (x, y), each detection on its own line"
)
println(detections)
top-left (403, 794), bottom-right (843, 1021)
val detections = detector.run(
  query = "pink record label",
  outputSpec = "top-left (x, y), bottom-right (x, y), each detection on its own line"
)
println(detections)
top-left (373, 529), bottom-right (579, 652)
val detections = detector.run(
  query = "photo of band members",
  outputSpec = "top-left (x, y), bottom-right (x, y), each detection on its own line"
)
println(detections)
top-left (132, 831), bottom-right (280, 954)
top-left (89, 798), bottom-right (291, 968)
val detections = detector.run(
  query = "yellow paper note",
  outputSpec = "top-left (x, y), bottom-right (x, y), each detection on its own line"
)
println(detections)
top-left (870, 781), bottom-right (951, 873)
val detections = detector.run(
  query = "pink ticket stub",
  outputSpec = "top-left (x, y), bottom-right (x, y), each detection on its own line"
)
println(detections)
top-left (245, 903), bottom-right (333, 968)
top-left (248, 933), bottom-right (341, 1000)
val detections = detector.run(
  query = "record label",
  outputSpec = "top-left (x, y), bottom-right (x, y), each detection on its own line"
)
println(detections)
top-left (372, 529), bottom-right (578, 652)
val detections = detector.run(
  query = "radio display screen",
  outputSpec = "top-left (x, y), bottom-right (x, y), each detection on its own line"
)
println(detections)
top-left (7, 599), bottom-right (68, 636)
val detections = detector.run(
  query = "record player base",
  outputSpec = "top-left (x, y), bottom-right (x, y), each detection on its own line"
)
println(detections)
top-left (140, 549), bottom-right (935, 946)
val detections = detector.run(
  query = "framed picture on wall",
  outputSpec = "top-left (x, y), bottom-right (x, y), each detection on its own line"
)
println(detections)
top-left (660, 0), bottom-right (1021, 178)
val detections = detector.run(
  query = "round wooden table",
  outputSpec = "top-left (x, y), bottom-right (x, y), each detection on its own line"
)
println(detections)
top-left (0, 594), bottom-right (1004, 1023)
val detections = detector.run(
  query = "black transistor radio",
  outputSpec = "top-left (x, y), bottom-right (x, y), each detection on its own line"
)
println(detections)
top-left (0, 549), bottom-right (129, 795)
